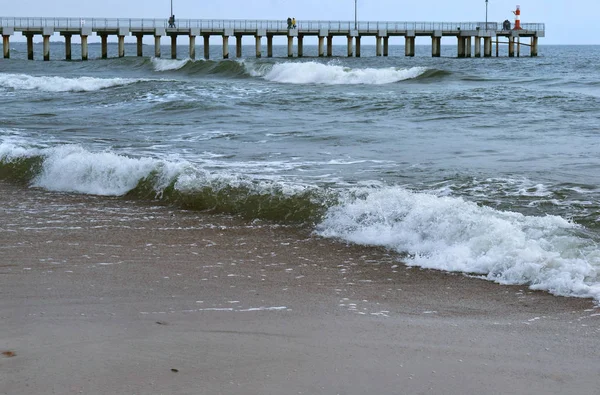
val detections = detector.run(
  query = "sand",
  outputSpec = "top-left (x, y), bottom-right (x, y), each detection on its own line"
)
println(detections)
top-left (1, 183), bottom-right (599, 395)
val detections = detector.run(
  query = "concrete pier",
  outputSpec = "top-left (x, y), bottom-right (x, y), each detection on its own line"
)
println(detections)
top-left (235, 35), bottom-right (242, 58)
top-left (383, 37), bottom-right (389, 57)
top-left (100, 35), bottom-right (108, 59)
top-left (170, 35), bottom-right (177, 59)
top-left (81, 34), bottom-right (88, 61)
top-left (484, 37), bottom-right (492, 57)
top-left (288, 35), bottom-right (294, 57)
top-left (43, 35), bottom-right (50, 61)
top-left (136, 34), bottom-right (143, 57)
top-left (154, 35), bottom-right (161, 57)
top-left (0, 18), bottom-right (544, 61)
top-left (189, 35), bottom-right (196, 59)
top-left (297, 35), bottom-right (303, 57)
top-left (26, 34), bottom-right (33, 60)
top-left (203, 35), bottom-right (210, 59)
top-left (432, 35), bottom-right (441, 57)
top-left (118, 35), bottom-right (125, 57)
top-left (3, 34), bottom-right (9, 59)
top-left (255, 35), bottom-right (262, 58)
top-left (405, 35), bottom-right (415, 57)
top-left (223, 35), bottom-right (229, 59)
top-left (267, 35), bottom-right (273, 57)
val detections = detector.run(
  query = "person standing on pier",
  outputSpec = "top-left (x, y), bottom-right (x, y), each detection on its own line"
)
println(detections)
top-left (168, 15), bottom-right (176, 28)
top-left (292, 17), bottom-right (296, 28)
top-left (287, 17), bottom-right (292, 29)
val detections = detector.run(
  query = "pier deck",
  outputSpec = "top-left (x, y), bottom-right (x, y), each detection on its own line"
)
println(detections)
top-left (0, 18), bottom-right (545, 60)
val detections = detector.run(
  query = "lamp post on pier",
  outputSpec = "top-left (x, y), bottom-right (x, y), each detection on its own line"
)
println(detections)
top-left (486, 0), bottom-right (488, 32)
top-left (354, 0), bottom-right (357, 29)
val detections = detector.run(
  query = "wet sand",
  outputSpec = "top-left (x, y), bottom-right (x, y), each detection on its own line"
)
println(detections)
top-left (1, 183), bottom-right (599, 395)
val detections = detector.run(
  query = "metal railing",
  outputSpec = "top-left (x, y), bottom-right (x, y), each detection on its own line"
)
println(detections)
top-left (0, 17), bottom-right (545, 33)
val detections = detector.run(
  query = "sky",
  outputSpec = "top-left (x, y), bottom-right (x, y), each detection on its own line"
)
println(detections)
top-left (1, 1), bottom-right (596, 45)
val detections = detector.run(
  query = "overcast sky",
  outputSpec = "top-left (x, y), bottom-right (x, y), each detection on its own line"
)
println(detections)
top-left (1, 1), bottom-right (594, 44)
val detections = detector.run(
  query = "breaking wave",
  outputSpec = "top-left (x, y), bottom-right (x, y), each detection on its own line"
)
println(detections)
top-left (258, 62), bottom-right (428, 85)
top-left (0, 73), bottom-right (145, 92)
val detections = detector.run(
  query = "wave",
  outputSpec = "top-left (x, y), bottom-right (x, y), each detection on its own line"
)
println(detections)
top-left (150, 57), bottom-right (250, 78)
top-left (0, 73), bottom-right (145, 92)
top-left (316, 188), bottom-right (600, 301)
top-left (2, 141), bottom-right (599, 301)
top-left (0, 143), bottom-right (326, 222)
top-left (257, 62), bottom-right (428, 85)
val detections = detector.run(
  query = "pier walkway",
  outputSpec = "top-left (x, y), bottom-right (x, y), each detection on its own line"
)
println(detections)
top-left (0, 18), bottom-right (545, 60)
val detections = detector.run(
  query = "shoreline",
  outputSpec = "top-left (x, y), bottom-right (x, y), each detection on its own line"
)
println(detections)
top-left (1, 183), bottom-right (599, 395)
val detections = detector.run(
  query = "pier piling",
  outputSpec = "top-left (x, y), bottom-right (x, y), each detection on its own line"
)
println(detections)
top-left (189, 35), bottom-right (196, 59)
top-left (2, 34), bottom-right (9, 59)
top-left (235, 35), bottom-right (242, 58)
top-left (170, 35), bottom-right (177, 59)
top-left (203, 35), bottom-right (210, 59)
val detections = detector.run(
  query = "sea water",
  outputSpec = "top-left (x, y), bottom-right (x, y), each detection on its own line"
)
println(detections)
top-left (1, 43), bottom-right (599, 301)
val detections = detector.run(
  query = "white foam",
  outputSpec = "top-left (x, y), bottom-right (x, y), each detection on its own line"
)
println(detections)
top-left (151, 57), bottom-right (191, 71)
top-left (32, 145), bottom-right (160, 195)
top-left (260, 62), bottom-right (427, 85)
top-left (316, 187), bottom-right (600, 301)
top-left (0, 73), bottom-right (143, 92)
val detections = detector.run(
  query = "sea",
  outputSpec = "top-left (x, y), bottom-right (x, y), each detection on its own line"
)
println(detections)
top-left (1, 41), bottom-right (599, 302)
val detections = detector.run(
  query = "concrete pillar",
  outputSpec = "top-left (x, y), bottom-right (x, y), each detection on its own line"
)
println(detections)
top-left (171, 35), bottom-right (177, 59)
top-left (118, 35), bottom-right (125, 58)
top-left (466, 37), bottom-right (472, 58)
top-left (347, 36), bottom-right (353, 57)
top-left (383, 37), bottom-right (389, 57)
top-left (287, 35), bottom-right (293, 57)
top-left (508, 37), bottom-right (515, 57)
top-left (496, 36), bottom-right (499, 57)
top-left (2, 35), bottom-right (8, 59)
top-left (484, 37), bottom-right (492, 57)
top-left (203, 35), bottom-right (210, 59)
top-left (26, 34), bottom-right (34, 60)
top-left (155, 36), bottom-right (161, 58)
top-left (474, 37), bottom-right (481, 57)
top-left (405, 36), bottom-right (415, 57)
top-left (297, 35), bottom-right (303, 57)
top-left (189, 35), bottom-right (196, 59)
top-left (356, 36), bottom-right (361, 57)
top-left (63, 34), bottom-right (72, 60)
top-left (100, 35), bottom-right (108, 59)
top-left (43, 35), bottom-right (50, 61)
top-left (136, 35), bottom-right (143, 57)
top-left (432, 37), bottom-right (441, 57)
top-left (531, 36), bottom-right (538, 57)
top-left (81, 35), bottom-right (88, 61)
top-left (267, 35), bottom-right (273, 57)
top-left (255, 36), bottom-right (262, 58)
top-left (457, 36), bottom-right (465, 58)
top-left (517, 37), bottom-right (521, 57)
top-left (376, 36), bottom-right (382, 56)
top-left (235, 35), bottom-right (242, 58)
top-left (223, 35), bottom-right (229, 59)
top-left (327, 36), bottom-right (333, 57)
top-left (318, 36), bottom-right (324, 57)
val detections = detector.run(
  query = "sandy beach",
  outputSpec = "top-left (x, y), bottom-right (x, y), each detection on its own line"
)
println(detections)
top-left (1, 182), bottom-right (599, 395)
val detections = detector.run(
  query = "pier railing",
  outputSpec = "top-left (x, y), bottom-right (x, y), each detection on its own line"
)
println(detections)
top-left (0, 17), bottom-right (545, 34)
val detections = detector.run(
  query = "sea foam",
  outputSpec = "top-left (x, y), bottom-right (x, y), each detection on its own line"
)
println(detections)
top-left (151, 57), bottom-right (192, 71)
top-left (316, 187), bottom-right (600, 301)
top-left (260, 62), bottom-right (427, 85)
top-left (0, 73), bottom-right (142, 92)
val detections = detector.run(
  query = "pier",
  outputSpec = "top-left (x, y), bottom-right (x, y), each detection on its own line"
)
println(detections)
top-left (0, 18), bottom-right (544, 60)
